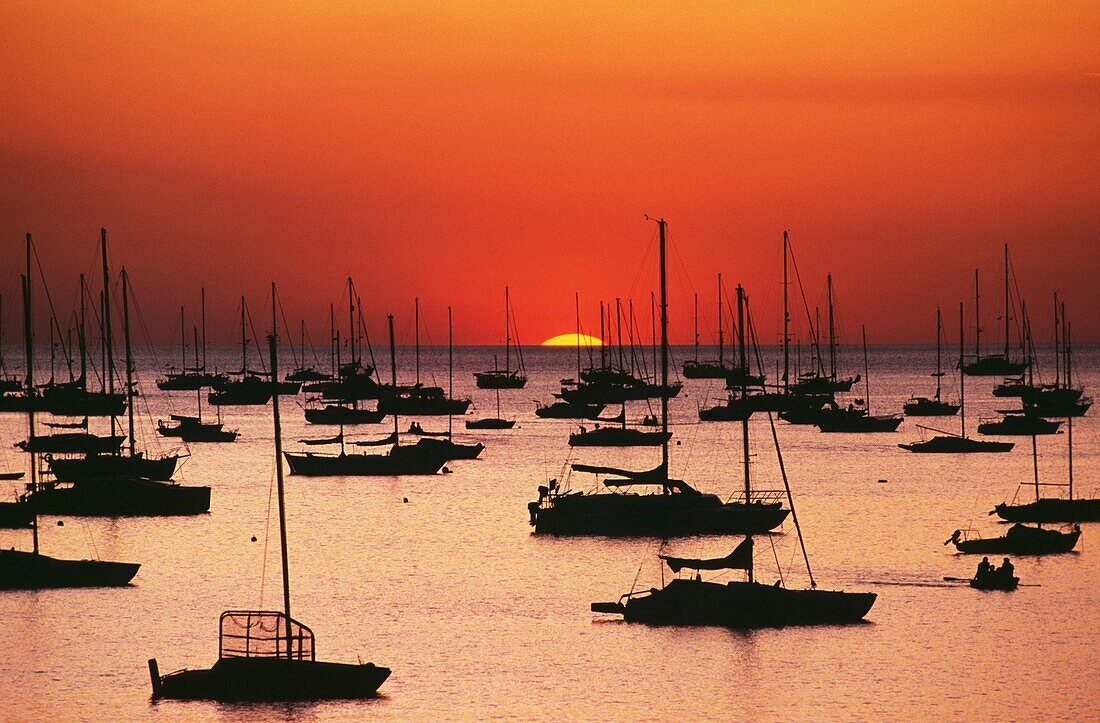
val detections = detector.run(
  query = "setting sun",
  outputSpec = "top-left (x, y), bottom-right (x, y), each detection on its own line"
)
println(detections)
top-left (541, 333), bottom-right (603, 347)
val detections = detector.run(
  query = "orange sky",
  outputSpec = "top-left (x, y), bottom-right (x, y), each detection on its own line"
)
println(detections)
top-left (1, 1), bottom-right (1098, 347)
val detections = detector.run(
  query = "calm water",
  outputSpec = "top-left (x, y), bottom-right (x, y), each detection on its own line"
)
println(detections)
top-left (1, 344), bottom-right (1097, 721)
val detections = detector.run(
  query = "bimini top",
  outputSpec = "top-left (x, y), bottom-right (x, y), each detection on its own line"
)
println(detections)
top-left (570, 463), bottom-right (700, 495)
top-left (219, 610), bottom-right (315, 662)
top-left (659, 537), bottom-right (754, 573)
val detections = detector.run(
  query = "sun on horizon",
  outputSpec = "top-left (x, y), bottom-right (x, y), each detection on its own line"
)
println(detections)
top-left (541, 333), bottom-right (603, 347)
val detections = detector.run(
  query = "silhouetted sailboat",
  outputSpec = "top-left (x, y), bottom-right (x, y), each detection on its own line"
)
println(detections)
top-left (466, 356), bottom-right (517, 429)
top-left (285, 315), bottom-right (449, 476)
top-left (682, 273), bottom-right (757, 382)
top-left (530, 219), bottom-right (789, 536)
top-left (591, 337), bottom-right (875, 626)
top-left (904, 308), bottom-right (961, 416)
top-left (815, 326), bottom-right (902, 433)
top-left (1, 273), bottom-right (139, 589)
top-left (156, 291), bottom-right (228, 391)
top-left (788, 271), bottom-right (859, 395)
top-left (900, 303), bottom-right (1014, 454)
top-left (961, 246), bottom-right (1028, 376)
top-left (475, 286), bottom-right (527, 388)
top-left (148, 333), bottom-right (389, 701)
top-left (208, 297), bottom-right (277, 406)
top-left (158, 324), bottom-right (239, 442)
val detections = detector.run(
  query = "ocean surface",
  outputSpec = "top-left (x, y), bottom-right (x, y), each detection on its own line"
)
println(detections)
top-left (1, 343), bottom-right (1097, 721)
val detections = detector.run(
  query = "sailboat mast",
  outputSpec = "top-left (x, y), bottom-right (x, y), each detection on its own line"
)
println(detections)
top-left (414, 297), bottom-right (420, 386)
top-left (24, 235), bottom-right (39, 555)
top-left (692, 293), bottom-right (699, 363)
top-left (101, 229), bottom-right (115, 438)
top-left (1053, 293), bottom-right (1060, 387)
top-left (973, 268), bottom-right (981, 359)
top-left (782, 231), bottom-right (790, 393)
top-left (329, 304), bottom-right (336, 378)
top-left (959, 302), bottom-right (966, 437)
top-left (448, 306), bottom-right (453, 439)
top-left (861, 325), bottom-right (871, 414)
top-left (827, 274), bottom-right (836, 380)
top-left (240, 296), bottom-right (247, 375)
top-left (658, 219), bottom-right (669, 489)
top-left (738, 283), bottom-right (750, 583)
top-left (179, 306), bottom-right (186, 370)
top-left (574, 292), bottom-right (581, 380)
top-left (599, 301), bottom-right (605, 370)
top-left (200, 287), bottom-right (207, 372)
top-left (504, 287), bottom-right (510, 374)
top-left (717, 273), bottom-right (724, 367)
top-left (934, 307), bottom-right (942, 399)
top-left (122, 269), bottom-right (136, 457)
top-left (347, 278), bottom-right (356, 366)
top-left (266, 333), bottom-right (293, 657)
top-left (194, 327), bottom-right (202, 421)
top-left (388, 315), bottom-right (398, 442)
top-left (1003, 243), bottom-right (1010, 359)
top-left (615, 299), bottom-right (624, 372)
top-left (79, 275), bottom-right (87, 384)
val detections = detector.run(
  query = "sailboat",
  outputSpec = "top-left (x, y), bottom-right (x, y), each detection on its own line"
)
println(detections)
top-left (406, 307), bottom-right (484, 460)
top-left (899, 303), bottom-right (1014, 454)
top-left (474, 287), bottom-right (527, 388)
top-left (43, 245), bottom-right (185, 482)
top-left (284, 314), bottom-right (450, 476)
top-left (148, 333), bottom-right (389, 701)
top-left (961, 246), bottom-right (1028, 376)
top-left (208, 297), bottom-right (284, 406)
top-left (993, 313), bottom-right (1099, 522)
top-left (682, 273), bottom-right (760, 383)
top-left (1017, 299), bottom-right (1092, 418)
top-left (157, 290), bottom-right (228, 391)
top-left (815, 326), bottom-right (902, 433)
top-left (591, 318), bottom-right (876, 626)
top-left (466, 356), bottom-right (517, 429)
top-left (529, 218), bottom-right (789, 537)
top-left (0, 272), bottom-right (139, 589)
top-left (567, 407), bottom-right (671, 447)
top-left (904, 308), bottom-right (961, 416)
top-left (376, 298), bottom-right (471, 416)
top-left (788, 272), bottom-right (859, 395)
top-left (158, 322), bottom-right (239, 442)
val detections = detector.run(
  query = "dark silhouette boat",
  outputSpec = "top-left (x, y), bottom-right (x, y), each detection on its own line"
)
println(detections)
top-left (905, 308), bottom-right (961, 416)
top-left (976, 414), bottom-right (1061, 436)
top-left (304, 402), bottom-right (385, 425)
top-left (592, 297), bottom-right (876, 628)
top-left (568, 423), bottom-right (671, 447)
top-left (530, 222), bottom-right (789, 537)
top-left (787, 273), bottom-right (860, 395)
top-left (968, 565), bottom-right (1019, 591)
top-left (208, 297), bottom-right (276, 406)
top-left (814, 326), bottom-right (901, 433)
top-left (592, 542), bottom-right (877, 628)
top-left (1, 265), bottom-right (139, 589)
top-left (466, 375), bottom-right (516, 429)
top-left (900, 303), bottom-right (1014, 454)
top-left (44, 264), bottom-right (184, 481)
top-left (17, 431), bottom-right (124, 454)
top-left (475, 286), bottom-right (527, 388)
top-left (0, 497), bottom-right (33, 528)
top-left (534, 400), bottom-right (605, 419)
top-left (158, 414), bottom-right (239, 443)
top-left (156, 293), bottom-right (228, 391)
top-left (149, 334), bottom-right (390, 701)
top-left (285, 315), bottom-right (449, 476)
top-left (992, 376), bottom-right (1027, 398)
top-left (946, 523), bottom-right (1080, 555)
top-left (961, 247), bottom-right (1028, 376)
top-left (682, 273), bottom-right (761, 383)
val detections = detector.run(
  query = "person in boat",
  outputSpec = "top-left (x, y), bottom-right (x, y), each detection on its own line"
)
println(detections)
top-left (409, 421), bottom-right (423, 434)
top-left (976, 557), bottom-right (992, 580)
top-left (947, 529), bottom-right (962, 545)
top-left (999, 558), bottom-right (1014, 581)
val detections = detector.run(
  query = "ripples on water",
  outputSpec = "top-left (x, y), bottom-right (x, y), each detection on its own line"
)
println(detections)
top-left (0, 345), bottom-right (1097, 720)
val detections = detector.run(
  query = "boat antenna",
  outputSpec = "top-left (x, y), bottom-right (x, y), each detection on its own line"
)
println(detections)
top-left (267, 331), bottom-right (293, 658)
top-left (717, 273), bottom-right (724, 368)
top-left (574, 292), bottom-right (581, 380)
top-left (101, 228), bottom-right (116, 440)
top-left (737, 283), bottom-right (752, 583)
top-left (1003, 243), bottom-right (1010, 360)
top-left (746, 294), bottom-right (815, 587)
top-left (782, 231), bottom-right (790, 393)
top-left (653, 216), bottom-right (669, 490)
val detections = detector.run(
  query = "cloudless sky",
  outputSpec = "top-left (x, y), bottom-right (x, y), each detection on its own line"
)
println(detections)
top-left (1, 1), bottom-right (1097, 348)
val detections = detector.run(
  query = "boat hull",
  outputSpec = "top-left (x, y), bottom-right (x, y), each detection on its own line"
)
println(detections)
top-left (532, 494), bottom-right (789, 536)
top-left (284, 448), bottom-right (447, 476)
top-left (961, 356), bottom-right (1028, 377)
top-left (953, 525), bottom-right (1080, 554)
top-left (0, 501), bottom-right (34, 529)
top-left (612, 579), bottom-right (875, 628)
top-left (568, 429), bottom-right (671, 447)
top-left (817, 413), bottom-right (902, 433)
top-left (899, 436), bottom-right (1014, 453)
top-left (474, 371), bottom-right (527, 389)
top-left (153, 657), bottom-right (390, 701)
top-left (29, 478), bottom-right (211, 516)
top-left (304, 406), bottom-right (386, 425)
top-left (903, 398), bottom-right (960, 417)
top-left (976, 416), bottom-right (1062, 436)
top-left (535, 402), bottom-right (605, 419)
top-left (0, 549), bottom-right (139, 589)
top-left (993, 498), bottom-right (1100, 523)
top-left (465, 418), bottom-right (515, 430)
top-left (47, 453), bottom-right (181, 482)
